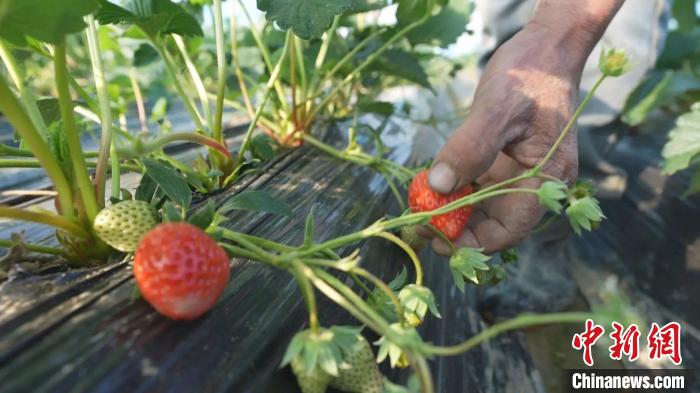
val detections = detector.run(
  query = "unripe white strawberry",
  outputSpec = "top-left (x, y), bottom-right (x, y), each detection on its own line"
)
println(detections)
top-left (330, 335), bottom-right (384, 393)
top-left (291, 358), bottom-right (332, 393)
top-left (93, 200), bottom-right (158, 252)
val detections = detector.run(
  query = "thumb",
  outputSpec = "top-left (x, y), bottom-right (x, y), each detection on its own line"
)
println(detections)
top-left (428, 111), bottom-right (503, 194)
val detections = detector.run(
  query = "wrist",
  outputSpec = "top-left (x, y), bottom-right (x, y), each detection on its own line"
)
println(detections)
top-left (525, 0), bottom-right (624, 74)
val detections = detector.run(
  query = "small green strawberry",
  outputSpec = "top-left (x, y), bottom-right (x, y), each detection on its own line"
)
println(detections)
top-left (93, 200), bottom-right (158, 252)
top-left (291, 358), bottom-right (331, 393)
top-left (400, 225), bottom-right (427, 252)
top-left (330, 335), bottom-right (384, 393)
top-left (475, 265), bottom-right (506, 286)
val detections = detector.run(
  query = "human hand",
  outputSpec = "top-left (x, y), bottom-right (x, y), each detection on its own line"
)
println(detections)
top-left (424, 25), bottom-right (584, 255)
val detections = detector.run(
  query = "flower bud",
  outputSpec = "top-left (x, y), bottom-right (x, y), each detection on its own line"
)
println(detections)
top-left (599, 48), bottom-right (630, 77)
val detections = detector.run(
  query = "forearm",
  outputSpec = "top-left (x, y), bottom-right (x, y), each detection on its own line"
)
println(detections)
top-left (527, 0), bottom-right (625, 73)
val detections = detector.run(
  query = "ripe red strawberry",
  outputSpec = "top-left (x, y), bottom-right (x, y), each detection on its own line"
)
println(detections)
top-left (133, 223), bottom-right (230, 320)
top-left (407, 170), bottom-right (473, 240)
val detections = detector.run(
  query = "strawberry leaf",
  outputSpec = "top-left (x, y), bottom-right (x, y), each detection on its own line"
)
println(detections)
top-left (565, 196), bottom-right (605, 235)
top-left (219, 190), bottom-right (293, 218)
top-left (388, 267), bottom-right (408, 290)
top-left (0, 0), bottom-right (98, 45)
top-left (161, 201), bottom-right (183, 222)
top-left (96, 0), bottom-right (203, 39)
top-left (135, 173), bottom-right (158, 203)
top-left (369, 49), bottom-right (432, 90)
top-left (188, 200), bottom-right (216, 230)
top-left (537, 181), bottom-right (568, 214)
top-left (396, 0), bottom-right (433, 24)
top-left (662, 102), bottom-right (700, 175)
top-left (406, 0), bottom-right (471, 48)
top-left (257, 0), bottom-right (358, 40)
top-left (475, 265), bottom-right (506, 286)
top-left (143, 159), bottom-right (192, 208)
top-left (499, 248), bottom-right (518, 264)
top-left (303, 207), bottom-right (315, 247)
top-left (449, 247), bottom-right (491, 291)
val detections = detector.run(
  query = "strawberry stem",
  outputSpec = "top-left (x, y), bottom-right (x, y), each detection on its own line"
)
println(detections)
top-left (55, 41), bottom-right (100, 223)
top-left (85, 15), bottom-right (112, 208)
top-left (532, 74), bottom-right (607, 176)
top-left (303, 13), bottom-right (430, 129)
top-left (212, 0), bottom-right (227, 144)
top-left (421, 312), bottom-right (595, 356)
top-left (376, 231), bottom-right (423, 287)
top-left (0, 206), bottom-right (90, 239)
top-left (0, 74), bottom-right (76, 219)
top-left (425, 224), bottom-right (457, 255)
top-left (235, 31), bottom-right (291, 166)
top-left (0, 239), bottom-right (68, 257)
top-left (291, 261), bottom-right (320, 335)
top-left (118, 132), bottom-right (232, 162)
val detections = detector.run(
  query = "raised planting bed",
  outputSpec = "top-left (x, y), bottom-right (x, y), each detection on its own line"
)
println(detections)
top-left (0, 122), bottom-right (544, 393)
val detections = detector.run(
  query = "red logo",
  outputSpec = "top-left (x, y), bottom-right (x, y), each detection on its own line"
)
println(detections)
top-left (609, 322), bottom-right (640, 362)
top-left (647, 322), bottom-right (682, 365)
top-left (572, 319), bottom-right (605, 366)
top-left (572, 320), bottom-right (682, 366)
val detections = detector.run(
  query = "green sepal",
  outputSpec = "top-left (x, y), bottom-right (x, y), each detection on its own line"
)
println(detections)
top-left (449, 247), bottom-right (491, 291)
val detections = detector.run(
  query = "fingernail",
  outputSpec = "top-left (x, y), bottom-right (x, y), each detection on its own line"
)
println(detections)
top-left (428, 162), bottom-right (458, 194)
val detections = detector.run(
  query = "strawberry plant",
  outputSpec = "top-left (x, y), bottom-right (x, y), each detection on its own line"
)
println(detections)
top-left (0, 0), bottom-right (636, 391)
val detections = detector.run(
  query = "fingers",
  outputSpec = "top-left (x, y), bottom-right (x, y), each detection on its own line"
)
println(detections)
top-left (432, 177), bottom-right (545, 255)
top-left (428, 107), bottom-right (504, 194)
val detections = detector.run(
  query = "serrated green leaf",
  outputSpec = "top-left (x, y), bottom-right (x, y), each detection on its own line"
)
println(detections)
top-left (662, 103), bottom-right (700, 174)
top-left (672, 0), bottom-right (699, 33)
top-left (622, 70), bottom-right (700, 126)
top-left (656, 29), bottom-right (700, 69)
top-left (565, 196), bottom-right (605, 235)
top-left (303, 207), bottom-right (315, 247)
top-left (0, 0), bottom-right (98, 45)
top-left (161, 200), bottom-right (183, 222)
top-left (143, 158), bottom-right (192, 208)
top-left (406, 0), bottom-right (470, 48)
top-left (396, 0), bottom-right (432, 24)
top-left (133, 43), bottom-right (159, 66)
top-left (96, 0), bottom-right (203, 38)
top-left (387, 267), bottom-right (408, 290)
top-left (449, 247), bottom-right (491, 291)
top-left (219, 190), bottom-right (293, 217)
top-left (257, 0), bottom-right (356, 40)
top-left (358, 99), bottom-right (395, 116)
top-left (36, 98), bottom-right (62, 125)
top-left (348, 0), bottom-right (389, 13)
top-left (188, 200), bottom-right (215, 229)
top-left (150, 97), bottom-right (168, 123)
top-left (369, 49), bottom-right (432, 90)
top-left (537, 181), bottom-right (568, 214)
top-left (251, 134), bottom-right (275, 161)
top-left (499, 248), bottom-right (518, 264)
top-left (135, 173), bottom-right (158, 202)
top-left (684, 168), bottom-right (700, 197)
